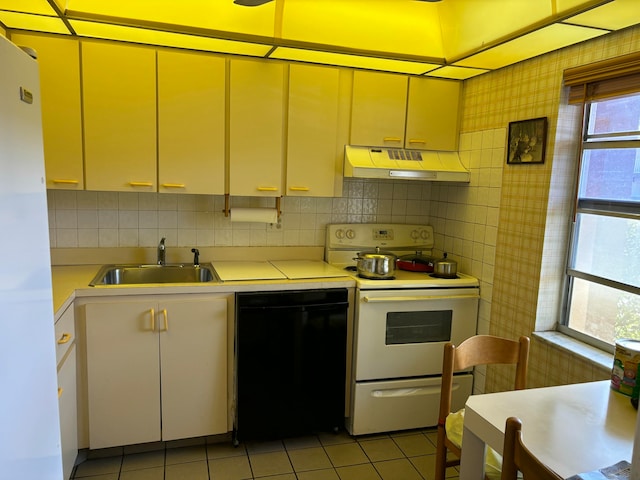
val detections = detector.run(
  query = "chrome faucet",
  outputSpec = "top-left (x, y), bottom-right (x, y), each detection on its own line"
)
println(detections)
top-left (157, 237), bottom-right (166, 265)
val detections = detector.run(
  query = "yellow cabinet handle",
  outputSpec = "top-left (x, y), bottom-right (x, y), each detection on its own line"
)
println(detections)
top-left (58, 387), bottom-right (63, 398)
top-left (52, 179), bottom-right (79, 185)
top-left (162, 309), bottom-right (168, 332)
top-left (383, 137), bottom-right (402, 142)
top-left (129, 182), bottom-right (153, 187)
top-left (57, 332), bottom-right (72, 344)
top-left (161, 183), bottom-right (186, 188)
top-left (257, 187), bottom-right (278, 192)
top-left (150, 308), bottom-right (155, 331)
top-left (289, 186), bottom-right (310, 192)
top-left (408, 139), bottom-right (426, 144)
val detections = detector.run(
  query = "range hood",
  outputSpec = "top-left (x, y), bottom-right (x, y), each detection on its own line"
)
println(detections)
top-left (344, 145), bottom-right (470, 182)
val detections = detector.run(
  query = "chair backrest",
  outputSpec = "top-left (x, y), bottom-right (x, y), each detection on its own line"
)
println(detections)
top-left (501, 417), bottom-right (563, 480)
top-left (438, 335), bottom-right (530, 426)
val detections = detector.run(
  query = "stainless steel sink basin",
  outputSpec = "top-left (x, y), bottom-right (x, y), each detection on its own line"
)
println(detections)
top-left (90, 264), bottom-right (218, 286)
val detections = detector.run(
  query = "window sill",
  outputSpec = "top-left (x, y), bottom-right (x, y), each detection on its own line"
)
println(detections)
top-left (533, 331), bottom-right (613, 374)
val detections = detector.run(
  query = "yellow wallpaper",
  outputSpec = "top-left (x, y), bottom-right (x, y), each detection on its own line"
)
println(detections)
top-left (459, 25), bottom-right (640, 392)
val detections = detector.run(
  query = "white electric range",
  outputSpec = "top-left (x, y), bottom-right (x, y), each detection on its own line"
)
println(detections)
top-left (325, 223), bottom-right (479, 436)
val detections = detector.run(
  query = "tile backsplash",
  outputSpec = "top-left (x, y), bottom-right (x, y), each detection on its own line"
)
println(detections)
top-left (47, 180), bottom-right (433, 250)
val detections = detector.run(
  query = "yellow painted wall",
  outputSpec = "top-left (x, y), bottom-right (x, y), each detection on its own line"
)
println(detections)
top-left (448, 24), bottom-right (640, 392)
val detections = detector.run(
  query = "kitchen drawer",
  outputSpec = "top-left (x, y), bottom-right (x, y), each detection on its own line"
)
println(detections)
top-left (349, 374), bottom-right (472, 435)
top-left (55, 304), bottom-right (75, 366)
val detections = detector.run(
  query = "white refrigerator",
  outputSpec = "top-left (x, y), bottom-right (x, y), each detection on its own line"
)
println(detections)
top-left (0, 35), bottom-right (63, 478)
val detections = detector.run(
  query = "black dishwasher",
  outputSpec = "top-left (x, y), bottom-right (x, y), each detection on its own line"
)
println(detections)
top-left (235, 288), bottom-right (349, 442)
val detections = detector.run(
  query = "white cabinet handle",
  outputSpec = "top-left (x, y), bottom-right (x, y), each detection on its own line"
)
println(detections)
top-left (383, 136), bottom-right (402, 142)
top-left (289, 186), bottom-right (310, 192)
top-left (161, 183), bottom-right (185, 188)
top-left (129, 181), bottom-right (153, 187)
top-left (150, 308), bottom-right (155, 331)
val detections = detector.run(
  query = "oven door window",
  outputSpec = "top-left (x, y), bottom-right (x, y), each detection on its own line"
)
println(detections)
top-left (385, 311), bottom-right (452, 345)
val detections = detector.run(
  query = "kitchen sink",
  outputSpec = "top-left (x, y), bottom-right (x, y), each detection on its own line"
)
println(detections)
top-left (90, 264), bottom-right (219, 286)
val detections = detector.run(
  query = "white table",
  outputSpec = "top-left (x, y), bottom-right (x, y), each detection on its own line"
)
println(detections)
top-left (460, 380), bottom-right (636, 479)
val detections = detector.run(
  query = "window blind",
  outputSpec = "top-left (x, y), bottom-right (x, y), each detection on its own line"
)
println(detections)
top-left (564, 51), bottom-right (640, 104)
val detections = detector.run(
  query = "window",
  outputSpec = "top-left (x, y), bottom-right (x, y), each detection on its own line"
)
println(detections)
top-left (561, 94), bottom-right (640, 350)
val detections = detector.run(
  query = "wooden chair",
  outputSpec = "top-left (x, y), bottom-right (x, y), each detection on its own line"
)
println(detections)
top-left (501, 417), bottom-right (563, 480)
top-left (435, 335), bottom-right (530, 480)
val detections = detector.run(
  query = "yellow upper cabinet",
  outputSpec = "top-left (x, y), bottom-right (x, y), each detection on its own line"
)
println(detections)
top-left (286, 64), bottom-right (341, 197)
top-left (157, 50), bottom-right (226, 195)
top-left (11, 33), bottom-right (83, 190)
top-left (405, 77), bottom-right (461, 151)
top-left (82, 41), bottom-right (157, 192)
top-left (350, 70), bottom-right (408, 148)
top-left (350, 69), bottom-right (461, 151)
top-left (229, 58), bottom-right (285, 197)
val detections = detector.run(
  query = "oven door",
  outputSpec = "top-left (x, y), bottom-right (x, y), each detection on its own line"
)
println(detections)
top-left (354, 288), bottom-right (479, 381)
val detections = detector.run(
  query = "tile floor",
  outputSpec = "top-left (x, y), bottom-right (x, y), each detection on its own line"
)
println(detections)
top-left (71, 428), bottom-right (460, 480)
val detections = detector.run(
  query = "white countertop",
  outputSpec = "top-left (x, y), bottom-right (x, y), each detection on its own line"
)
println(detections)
top-left (460, 380), bottom-right (635, 479)
top-left (50, 263), bottom-right (355, 319)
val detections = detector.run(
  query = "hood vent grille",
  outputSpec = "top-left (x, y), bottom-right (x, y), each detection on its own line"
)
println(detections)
top-left (386, 149), bottom-right (423, 161)
top-left (344, 146), bottom-right (470, 183)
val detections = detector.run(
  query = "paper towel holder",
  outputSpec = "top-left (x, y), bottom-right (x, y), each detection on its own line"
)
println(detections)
top-left (223, 194), bottom-right (282, 220)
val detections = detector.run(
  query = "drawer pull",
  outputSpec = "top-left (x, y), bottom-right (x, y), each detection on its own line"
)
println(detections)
top-left (257, 186), bottom-right (278, 192)
top-left (58, 387), bottom-right (63, 398)
top-left (52, 179), bottom-right (79, 185)
top-left (129, 182), bottom-right (153, 187)
top-left (161, 183), bottom-right (186, 188)
top-left (289, 186), bottom-right (310, 192)
top-left (57, 332), bottom-right (72, 344)
top-left (162, 309), bottom-right (169, 332)
top-left (383, 137), bottom-right (402, 142)
top-left (150, 308), bottom-right (155, 331)
top-left (408, 139), bottom-right (426, 144)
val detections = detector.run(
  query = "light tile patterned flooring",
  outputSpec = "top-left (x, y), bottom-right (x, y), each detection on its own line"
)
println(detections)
top-left (71, 428), bottom-right (460, 480)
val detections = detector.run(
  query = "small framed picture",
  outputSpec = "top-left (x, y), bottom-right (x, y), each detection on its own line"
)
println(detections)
top-left (506, 117), bottom-right (548, 164)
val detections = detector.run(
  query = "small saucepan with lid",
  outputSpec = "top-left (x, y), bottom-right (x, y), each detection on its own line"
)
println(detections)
top-left (354, 247), bottom-right (397, 279)
top-left (433, 252), bottom-right (458, 278)
top-left (396, 251), bottom-right (434, 273)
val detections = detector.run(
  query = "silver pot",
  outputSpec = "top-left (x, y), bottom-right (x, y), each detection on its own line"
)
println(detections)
top-left (433, 252), bottom-right (457, 278)
top-left (354, 247), bottom-right (397, 279)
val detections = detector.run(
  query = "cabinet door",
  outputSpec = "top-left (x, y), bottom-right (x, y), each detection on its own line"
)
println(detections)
top-left (350, 70), bottom-right (408, 148)
top-left (82, 41), bottom-right (157, 192)
top-left (58, 346), bottom-right (77, 480)
top-left (286, 64), bottom-right (340, 197)
top-left (85, 301), bottom-right (160, 448)
top-left (158, 50), bottom-right (226, 195)
top-left (405, 77), bottom-right (461, 151)
top-left (11, 33), bottom-right (83, 190)
top-left (159, 296), bottom-right (228, 440)
top-left (229, 59), bottom-right (284, 196)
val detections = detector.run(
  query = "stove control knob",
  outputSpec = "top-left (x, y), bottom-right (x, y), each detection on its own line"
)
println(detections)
top-left (420, 229), bottom-right (431, 240)
top-left (335, 229), bottom-right (345, 239)
top-left (410, 229), bottom-right (419, 240)
top-left (345, 229), bottom-right (356, 240)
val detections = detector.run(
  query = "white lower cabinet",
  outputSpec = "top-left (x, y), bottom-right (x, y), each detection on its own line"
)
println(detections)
top-left (84, 295), bottom-right (229, 449)
top-left (55, 303), bottom-right (77, 479)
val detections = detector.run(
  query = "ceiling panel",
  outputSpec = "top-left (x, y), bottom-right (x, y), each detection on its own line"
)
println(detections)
top-left (453, 23), bottom-right (608, 70)
top-left (566, 0), bottom-right (640, 30)
top-left (279, 0), bottom-right (445, 59)
top-left (0, 0), bottom-right (57, 15)
top-left (66, 0), bottom-right (276, 38)
top-left (0, 11), bottom-right (69, 34)
top-left (424, 66), bottom-right (489, 80)
top-left (69, 20), bottom-right (273, 57)
top-left (270, 46), bottom-right (439, 75)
